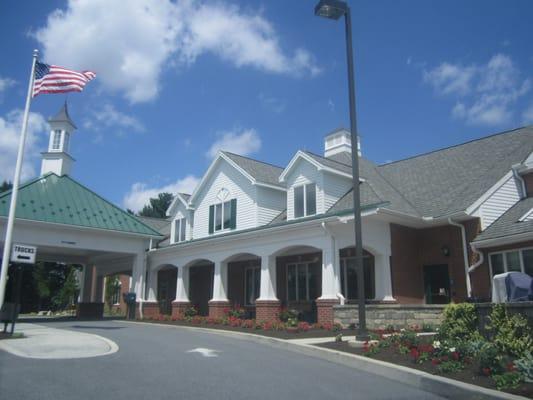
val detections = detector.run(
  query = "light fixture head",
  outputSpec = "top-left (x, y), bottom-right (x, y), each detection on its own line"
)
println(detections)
top-left (314, 0), bottom-right (348, 20)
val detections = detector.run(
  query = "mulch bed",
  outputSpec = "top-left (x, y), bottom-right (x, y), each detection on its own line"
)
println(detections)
top-left (134, 319), bottom-right (354, 340)
top-left (316, 340), bottom-right (533, 398)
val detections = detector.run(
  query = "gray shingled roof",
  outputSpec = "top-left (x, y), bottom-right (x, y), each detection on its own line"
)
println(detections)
top-left (303, 151), bottom-right (353, 175)
top-left (377, 127), bottom-right (533, 217)
top-left (137, 216), bottom-right (172, 247)
top-left (474, 197), bottom-right (533, 242)
top-left (222, 151), bottom-right (284, 188)
top-left (178, 193), bottom-right (191, 201)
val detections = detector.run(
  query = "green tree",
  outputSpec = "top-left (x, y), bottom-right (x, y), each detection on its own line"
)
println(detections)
top-left (0, 180), bottom-right (12, 193)
top-left (53, 266), bottom-right (80, 310)
top-left (139, 192), bottom-right (174, 218)
top-left (104, 275), bottom-right (121, 310)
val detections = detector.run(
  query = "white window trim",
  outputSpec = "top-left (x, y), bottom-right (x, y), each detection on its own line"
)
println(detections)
top-left (212, 199), bottom-right (233, 233)
top-left (519, 208), bottom-right (533, 222)
top-left (51, 130), bottom-right (62, 151)
top-left (488, 246), bottom-right (533, 277)
top-left (293, 182), bottom-right (316, 219)
top-left (172, 217), bottom-right (187, 243)
top-left (244, 265), bottom-right (260, 306)
top-left (112, 282), bottom-right (122, 305)
top-left (286, 262), bottom-right (312, 302)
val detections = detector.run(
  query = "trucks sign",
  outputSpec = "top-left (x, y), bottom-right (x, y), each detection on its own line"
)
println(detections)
top-left (10, 244), bottom-right (37, 264)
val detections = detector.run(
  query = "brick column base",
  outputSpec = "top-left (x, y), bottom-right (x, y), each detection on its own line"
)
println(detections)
top-left (171, 301), bottom-right (191, 318)
top-left (208, 300), bottom-right (230, 318)
top-left (255, 300), bottom-right (281, 322)
top-left (316, 298), bottom-right (339, 325)
top-left (139, 301), bottom-right (159, 319)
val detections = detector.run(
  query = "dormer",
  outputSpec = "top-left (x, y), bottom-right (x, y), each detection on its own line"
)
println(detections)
top-left (41, 102), bottom-right (76, 176)
top-left (324, 127), bottom-right (361, 158)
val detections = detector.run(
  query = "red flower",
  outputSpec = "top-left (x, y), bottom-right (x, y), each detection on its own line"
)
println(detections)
top-left (482, 367), bottom-right (491, 376)
top-left (506, 362), bottom-right (516, 372)
top-left (451, 351), bottom-right (460, 361)
top-left (431, 358), bottom-right (440, 365)
top-left (441, 355), bottom-right (449, 362)
top-left (410, 348), bottom-right (420, 360)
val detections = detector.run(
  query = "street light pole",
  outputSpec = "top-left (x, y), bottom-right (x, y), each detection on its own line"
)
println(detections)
top-left (315, 0), bottom-right (369, 341)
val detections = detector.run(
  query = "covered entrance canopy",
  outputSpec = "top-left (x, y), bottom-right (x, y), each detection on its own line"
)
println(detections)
top-left (0, 173), bottom-right (163, 317)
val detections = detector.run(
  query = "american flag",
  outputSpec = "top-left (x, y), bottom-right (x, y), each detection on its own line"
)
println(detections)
top-left (33, 62), bottom-right (96, 97)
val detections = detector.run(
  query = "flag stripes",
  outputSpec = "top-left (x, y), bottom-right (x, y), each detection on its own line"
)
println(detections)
top-left (33, 62), bottom-right (96, 97)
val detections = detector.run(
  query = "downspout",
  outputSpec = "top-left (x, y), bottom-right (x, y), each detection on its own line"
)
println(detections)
top-left (468, 242), bottom-right (484, 273)
top-left (138, 250), bottom-right (149, 320)
top-left (320, 221), bottom-right (345, 305)
top-left (448, 218), bottom-right (472, 298)
top-left (512, 164), bottom-right (527, 199)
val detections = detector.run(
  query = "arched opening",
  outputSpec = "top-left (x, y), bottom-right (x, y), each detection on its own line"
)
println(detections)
top-left (273, 245), bottom-right (322, 322)
top-left (223, 253), bottom-right (261, 318)
top-left (157, 265), bottom-right (177, 315)
top-left (339, 247), bottom-right (375, 301)
top-left (187, 259), bottom-right (214, 316)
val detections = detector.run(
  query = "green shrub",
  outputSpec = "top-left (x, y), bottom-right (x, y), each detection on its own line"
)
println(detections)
top-left (492, 372), bottom-right (523, 391)
top-left (515, 352), bottom-right (533, 383)
top-left (437, 360), bottom-right (464, 374)
top-left (183, 306), bottom-right (198, 318)
top-left (478, 343), bottom-right (505, 375)
top-left (487, 304), bottom-right (533, 358)
top-left (438, 303), bottom-right (479, 342)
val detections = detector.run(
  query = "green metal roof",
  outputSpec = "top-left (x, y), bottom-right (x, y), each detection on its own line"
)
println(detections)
top-left (0, 173), bottom-right (162, 237)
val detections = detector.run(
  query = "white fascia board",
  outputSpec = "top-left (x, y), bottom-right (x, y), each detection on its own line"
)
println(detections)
top-left (465, 171), bottom-right (513, 215)
top-left (166, 193), bottom-right (190, 216)
top-left (0, 216), bottom-right (161, 240)
top-left (253, 181), bottom-right (287, 192)
top-left (472, 232), bottom-right (533, 249)
top-left (519, 208), bottom-right (533, 222)
top-left (279, 151), bottom-right (357, 182)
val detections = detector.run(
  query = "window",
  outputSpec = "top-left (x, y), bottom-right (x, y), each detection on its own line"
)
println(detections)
top-left (173, 218), bottom-right (186, 243)
top-left (52, 130), bottom-right (61, 150)
top-left (245, 265), bottom-right (260, 306)
top-left (489, 248), bottom-right (533, 277)
top-left (340, 255), bottom-right (375, 300)
top-left (209, 199), bottom-right (236, 234)
top-left (287, 262), bottom-right (318, 302)
top-left (294, 183), bottom-right (316, 218)
top-left (110, 281), bottom-right (121, 305)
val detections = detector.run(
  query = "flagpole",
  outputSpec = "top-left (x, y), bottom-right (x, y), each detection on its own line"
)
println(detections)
top-left (0, 49), bottom-right (39, 310)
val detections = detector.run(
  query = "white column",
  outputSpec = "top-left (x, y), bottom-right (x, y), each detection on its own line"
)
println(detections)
top-left (211, 261), bottom-right (228, 302)
top-left (174, 266), bottom-right (190, 302)
top-left (258, 255), bottom-right (278, 301)
top-left (374, 253), bottom-right (395, 301)
top-left (81, 265), bottom-right (94, 302)
top-left (146, 268), bottom-right (158, 301)
top-left (319, 246), bottom-right (337, 300)
top-left (131, 252), bottom-right (146, 300)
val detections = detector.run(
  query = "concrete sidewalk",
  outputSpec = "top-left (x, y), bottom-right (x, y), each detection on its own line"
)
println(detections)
top-left (0, 323), bottom-right (119, 359)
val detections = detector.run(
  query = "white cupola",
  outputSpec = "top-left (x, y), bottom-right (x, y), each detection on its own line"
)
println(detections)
top-left (324, 127), bottom-right (361, 158)
top-left (40, 102), bottom-right (76, 176)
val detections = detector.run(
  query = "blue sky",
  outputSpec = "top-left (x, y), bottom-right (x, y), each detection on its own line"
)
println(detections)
top-left (0, 0), bottom-right (532, 211)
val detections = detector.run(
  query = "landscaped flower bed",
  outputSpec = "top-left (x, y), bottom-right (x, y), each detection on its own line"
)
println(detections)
top-left (137, 306), bottom-right (348, 339)
top-left (318, 303), bottom-right (533, 398)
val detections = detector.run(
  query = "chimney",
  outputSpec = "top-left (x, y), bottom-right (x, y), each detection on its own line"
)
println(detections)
top-left (324, 127), bottom-right (361, 157)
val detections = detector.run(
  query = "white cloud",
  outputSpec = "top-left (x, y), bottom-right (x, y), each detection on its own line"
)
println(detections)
top-left (34, 0), bottom-right (320, 103)
top-left (423, 54), bottom-right (531, 126)
top-left (123, 175), bottom-right (200, 212)
top-left (0, 77), bottom-right (16, 94)
top-left (258, 93), bottom-right (286, 113)
top-left (206, 128), bottom-right (261, 159)
top-left (83, 103), bottom-right (145, 134)
top-left (523, 103), bottom-right (533, 125)
top-left (0, 109), bottom-right (47, 182)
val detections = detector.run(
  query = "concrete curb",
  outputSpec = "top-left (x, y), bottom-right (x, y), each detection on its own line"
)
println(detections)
top-left (119, 320), bottom-right (528, 400)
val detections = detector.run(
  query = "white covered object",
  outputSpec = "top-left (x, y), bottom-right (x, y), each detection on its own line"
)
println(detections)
top-left (492, 272), bottom-right (512, 303)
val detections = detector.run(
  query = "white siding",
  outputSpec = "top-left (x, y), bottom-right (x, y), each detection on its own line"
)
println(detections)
top-left (322, 172), bottom-right (352, 212)
top-left (256, 186), bottom-right (286, 225)
top-left (192, 159), bottom-right (257, 239)
top-left (286, 159), bottom-right (324, 219)
top-left (480, 176), bottom-right (521, 228)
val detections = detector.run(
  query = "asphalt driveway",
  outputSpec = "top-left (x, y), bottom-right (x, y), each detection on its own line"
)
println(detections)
top-left (0, 320), bottom-right (443, 400)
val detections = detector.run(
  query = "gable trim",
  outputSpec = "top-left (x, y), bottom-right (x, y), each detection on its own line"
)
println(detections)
top-left (465, 171), bottom-right (515, 216)
top-left (279, 151), bottom-right (353, 183)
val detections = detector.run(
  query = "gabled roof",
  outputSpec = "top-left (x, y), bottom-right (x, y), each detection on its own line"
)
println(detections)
top-left (279, 150), bottom-right (353, 182)
top-left (166, 192), bottom-right (192, 216)
top-left (189, 151), bottom-right (285, 204)
top-left (222, 151), bottom-right (284, 188)
top-left (377, 126), bottom-right (533, 218)
top-left (0, 173), bottom-right (162, 237)
top-left (49, 102), bottom-right (77, 129)
top-left (474, 197), bottom-right (533, 243)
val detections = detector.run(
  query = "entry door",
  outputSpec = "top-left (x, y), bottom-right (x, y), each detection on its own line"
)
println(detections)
top-left (423, 264), bottom-right (451, 304)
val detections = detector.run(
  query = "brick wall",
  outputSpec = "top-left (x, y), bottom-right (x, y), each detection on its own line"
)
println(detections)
top-left (255, 300), bottom-right (280, 322)
top-left (390, 218), bottom-right (482, 304)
